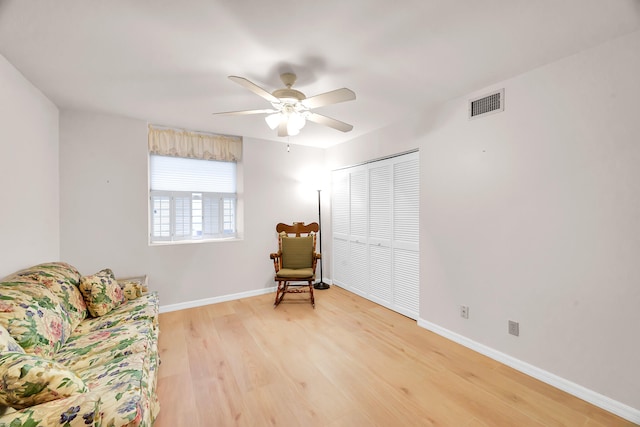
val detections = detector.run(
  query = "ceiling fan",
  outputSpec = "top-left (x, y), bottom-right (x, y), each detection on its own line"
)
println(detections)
top-left (213, 73), bottom-right (356, 137)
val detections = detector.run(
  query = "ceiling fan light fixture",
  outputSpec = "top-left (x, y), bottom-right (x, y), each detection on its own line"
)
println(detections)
top-left (265, 113), bottom-right (280, 130)
top-left (286, 121), bottom-right (301, 136)
top-left (288, 112), bottom-right (306, 130)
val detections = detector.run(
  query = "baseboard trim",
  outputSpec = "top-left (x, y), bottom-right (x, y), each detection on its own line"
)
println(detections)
top-left (159, 278), bottom-right (335, 313)
top-left (417, 318), bottom-right (640, 424)
top-left (159, 287), bottom-right (276, 313)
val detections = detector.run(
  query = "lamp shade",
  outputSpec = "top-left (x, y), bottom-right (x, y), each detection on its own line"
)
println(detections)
top-left (265, 113), bottom-right (280, 130)
top-left (265, 109), bottom-right (308, 136)
top-left (286, 121), bottom-right (301, 136)
top-left (289, 112), bottom-right (306, 130)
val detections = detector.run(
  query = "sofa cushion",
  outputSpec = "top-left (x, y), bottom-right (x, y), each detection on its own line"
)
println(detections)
top-left (7, 262), bottom-right (87, 330)
top-left (0, 280), bottom-right (72, 358)
top-left (0, 352), bottom-right (88, 409)
top-left (56, 320), bottom-right (155, 372)
top-left (79, 269), bottom-right (126, 317)
top-left (0, 324), bottom-right (24, 353)
top-left (72, 293), bottom-right (159, 336)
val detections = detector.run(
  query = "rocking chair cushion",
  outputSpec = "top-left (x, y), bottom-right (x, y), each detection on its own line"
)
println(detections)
top-left (276, 268), bottom-right (314, 279)
top-left (281, 236), bottom-right (313, 269)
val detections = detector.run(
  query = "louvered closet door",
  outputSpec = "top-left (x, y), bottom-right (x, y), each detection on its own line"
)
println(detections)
top-left (349, 166), bottom-right (369, 296)
top-left (368, 161), bottom-right (393, 305)
top-left (331, 170), bottom-right (350, 287)
top-left (392, 154), bottom-right (420, 319)
top-left (331, 151), bottom-right (419, 320)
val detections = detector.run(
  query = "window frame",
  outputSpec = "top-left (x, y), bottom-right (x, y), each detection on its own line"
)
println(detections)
top-left (149, 190), bottom-right (238, 243)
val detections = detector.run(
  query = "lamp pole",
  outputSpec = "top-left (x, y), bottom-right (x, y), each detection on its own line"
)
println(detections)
top-left (314, 188), bottom-right (330, 290)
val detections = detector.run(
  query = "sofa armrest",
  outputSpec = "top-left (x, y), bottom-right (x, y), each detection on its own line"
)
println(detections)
top-left (0, 391), bottom-right (102, 427)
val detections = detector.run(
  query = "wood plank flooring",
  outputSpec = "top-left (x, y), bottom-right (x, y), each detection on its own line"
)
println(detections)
top-left (154, 286), bottom-right (634, 426)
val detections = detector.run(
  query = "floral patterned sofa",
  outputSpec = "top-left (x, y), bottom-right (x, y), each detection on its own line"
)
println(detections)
top-left (0, 262), bottom-right (160, 427)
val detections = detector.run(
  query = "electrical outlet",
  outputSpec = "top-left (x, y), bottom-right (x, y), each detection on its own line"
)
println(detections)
top-left (508, 320), bottom-right (519, 336)
top-left (460, 305), bottom-right (469, 319)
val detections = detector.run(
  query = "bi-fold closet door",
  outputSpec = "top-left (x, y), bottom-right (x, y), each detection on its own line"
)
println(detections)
top-left (331, 151), bottom-right (419, 319)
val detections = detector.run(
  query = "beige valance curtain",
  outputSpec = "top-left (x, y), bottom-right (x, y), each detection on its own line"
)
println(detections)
top-left (148, 126), bottom-right (242, 162)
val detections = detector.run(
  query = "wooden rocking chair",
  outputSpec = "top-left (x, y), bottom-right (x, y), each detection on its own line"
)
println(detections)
top-left (270, 222), bottom-right (321, 308)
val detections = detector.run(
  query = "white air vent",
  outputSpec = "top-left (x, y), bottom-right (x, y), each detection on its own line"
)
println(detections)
top-left (469, 89), bottom-right (504, 119)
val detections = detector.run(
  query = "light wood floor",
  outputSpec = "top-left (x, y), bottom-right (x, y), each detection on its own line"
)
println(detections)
top-left (154, 286), bottom-right (634, 426)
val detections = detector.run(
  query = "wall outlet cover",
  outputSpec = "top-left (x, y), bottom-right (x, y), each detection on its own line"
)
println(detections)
top-left (509, 320), bottom-right (519, 336)
top-left (461, 305), bottom-right (469, 319)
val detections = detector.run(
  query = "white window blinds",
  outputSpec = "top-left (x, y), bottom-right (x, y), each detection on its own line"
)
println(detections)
top-left (150, 155), bottom-right (236, 193)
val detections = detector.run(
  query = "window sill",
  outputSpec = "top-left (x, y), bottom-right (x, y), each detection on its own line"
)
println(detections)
top-left (148, 236), bottom-right (243, 246)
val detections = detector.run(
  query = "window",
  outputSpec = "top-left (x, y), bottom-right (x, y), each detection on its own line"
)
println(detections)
top-left (148, 125), bottom-right (242, 244)
top-left (149, 155), bottom-right (237, 243)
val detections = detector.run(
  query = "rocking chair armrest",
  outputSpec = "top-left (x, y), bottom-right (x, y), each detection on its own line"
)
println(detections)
top-left (270, 251), bottom-right (282, 273)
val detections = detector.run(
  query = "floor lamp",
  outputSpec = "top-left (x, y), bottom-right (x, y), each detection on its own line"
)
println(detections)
top-left (314, 188), bottom-right (330, 290)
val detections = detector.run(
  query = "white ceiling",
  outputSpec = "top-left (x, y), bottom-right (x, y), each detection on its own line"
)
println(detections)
top-left (1, 0), bottom-right (639, 148)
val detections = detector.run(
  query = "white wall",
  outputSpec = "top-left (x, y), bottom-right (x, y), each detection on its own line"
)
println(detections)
top-left (327, 30), bottom-right (640, 412)
top-left (59, 110), bottom-right (324, 306)
top-left (0, 54), bottom-right (59, 277)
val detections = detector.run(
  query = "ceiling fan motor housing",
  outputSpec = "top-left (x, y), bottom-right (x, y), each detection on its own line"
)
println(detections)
top-left (272, 88), bottom-right (305, 102)
top-left (272, 73), bottom-right (305, 102)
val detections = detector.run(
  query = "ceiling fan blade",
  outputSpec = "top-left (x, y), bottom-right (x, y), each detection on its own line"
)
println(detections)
top-left (302, 88), bottom-right (356, 109)
top-left (228, 76), bottom-right (280, 103)
top-left (306, 112), bottom-right (354, 132)
top-left (212, 108), bottom-right (276, 116)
